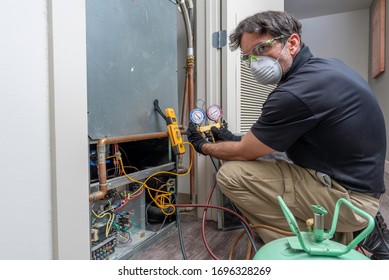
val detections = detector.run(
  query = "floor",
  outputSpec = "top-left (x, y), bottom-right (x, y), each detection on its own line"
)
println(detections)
top-left (133, 172), bottom-right (389, 260)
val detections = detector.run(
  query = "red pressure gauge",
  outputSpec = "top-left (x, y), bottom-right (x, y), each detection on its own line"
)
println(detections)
top-left (206, 105), bottom-right (223, 121)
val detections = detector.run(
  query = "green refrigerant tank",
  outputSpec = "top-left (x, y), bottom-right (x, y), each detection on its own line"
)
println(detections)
top-left (253, 196), bottom-right (375, 260)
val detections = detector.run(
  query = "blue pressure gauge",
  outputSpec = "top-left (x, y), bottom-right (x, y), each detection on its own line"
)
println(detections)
top-left (189, 108), bottom-right (207, 124)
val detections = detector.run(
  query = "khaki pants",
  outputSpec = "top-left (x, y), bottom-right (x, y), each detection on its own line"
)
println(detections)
top-left (216, 159), bottom-right (380, 244)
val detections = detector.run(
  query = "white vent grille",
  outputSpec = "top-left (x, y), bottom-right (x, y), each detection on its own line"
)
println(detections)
top-left (240, 62), bottom-right (276, 132)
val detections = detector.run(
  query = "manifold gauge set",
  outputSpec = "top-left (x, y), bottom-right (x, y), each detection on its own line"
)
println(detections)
top-left (189, 100), bottom-right (223, 125)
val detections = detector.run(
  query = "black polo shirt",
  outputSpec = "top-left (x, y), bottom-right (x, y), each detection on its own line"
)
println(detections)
top-left (251, 45), bottom-right (387, 194)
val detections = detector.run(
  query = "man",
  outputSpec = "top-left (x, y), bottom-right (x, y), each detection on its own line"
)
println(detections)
top-left (187, 11), bottom-right (389, 259)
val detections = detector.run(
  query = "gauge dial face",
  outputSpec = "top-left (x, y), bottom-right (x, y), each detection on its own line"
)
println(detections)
top-left (206, 105), bottom-right (223, 121)
top-left (190, 108), bottom-right (206, 124)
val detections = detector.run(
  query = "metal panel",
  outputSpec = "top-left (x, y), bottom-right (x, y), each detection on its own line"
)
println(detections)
top-left (86, 0), bottom-right (178, 139)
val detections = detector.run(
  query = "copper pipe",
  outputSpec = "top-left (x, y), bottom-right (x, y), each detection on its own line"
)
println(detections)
top-left (181, 72), bottom-right (189, 126)
top-left (180, 57), bottom-right (196, 204)
top-left (187, 55), bottom-right (195, 112)
top-left (177, 1), bottom-right (196, 205)
top-left (89, 132), bottom-right (169, 202)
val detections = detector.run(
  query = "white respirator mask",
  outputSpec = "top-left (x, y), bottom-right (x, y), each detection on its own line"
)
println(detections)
top-left (250, 43), bottom-right (288, 85)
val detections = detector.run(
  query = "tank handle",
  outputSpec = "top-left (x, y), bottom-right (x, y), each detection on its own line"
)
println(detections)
top-left (277, 196), bottom-right (375, 256)
top-left (328, 198), bottom-right (375, 253)
top-left (277, 196), bottom-right (311, 254)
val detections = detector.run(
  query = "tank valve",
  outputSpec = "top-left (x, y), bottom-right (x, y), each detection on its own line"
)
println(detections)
top-left (310, 204), bottom-right (328, 242)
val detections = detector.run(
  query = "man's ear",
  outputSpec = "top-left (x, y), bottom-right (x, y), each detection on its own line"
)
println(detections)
top-left (288, 33), bottom-right (301, 57)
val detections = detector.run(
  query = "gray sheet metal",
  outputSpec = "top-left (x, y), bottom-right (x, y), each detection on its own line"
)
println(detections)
top-left (86, 0), bottom-right (178, 139)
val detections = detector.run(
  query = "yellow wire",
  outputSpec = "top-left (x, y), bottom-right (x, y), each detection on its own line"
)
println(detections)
top-left (92, 210), bottom-right (110, 219)
top-left (143, 142), bottom-right (193, 183)
top-left (92, 210), bottom-right (113, 237)
top-left (106, 213), bottom-right (115, 237)
top-left (119, 157), bottom-right (170, 211)
top-left (117, 142), bottom-right (194, 216)
top-left (92, 206), bottom-right (114, 216)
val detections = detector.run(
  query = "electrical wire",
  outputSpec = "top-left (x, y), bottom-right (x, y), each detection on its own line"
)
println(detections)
top-left (209, 156), bottom-right (219, 171)
top-left (117, 231), bottom-right (132, 245)
top-left (91, 210), bottom-right (114, 237)
top-left (200, 180), bottom-right (219, 259)
top-left (158, 143), bottom-right (258, 259)
top-left (208, 155), bottom-right (258, 256)
top-left (102, 141), bottom-right (287, 259)
top-left (118, 157), bottom-right (173, 213)
top-left (145, 200), bottom-right (170, 232)
top-left (117, 142), bottom-right (193, 215)
top-left (118, 145), bottom-right (131, 165)
top-left (228, 224), bottom-right (294, 260)
top-left (175, 199), bottom-right (188, 260)
top-left (174, 203), bottom-right (255, 254)
top-left (223, 195), bottom-right (258, 255)
top-left (106, 213), bottom-right (115, 237)
top-left (355, 244), bottom-right (369, 256)
top-left (199, 176), bottom-right (257, 260)
top-left (91, 187), bottom-right (142, 239)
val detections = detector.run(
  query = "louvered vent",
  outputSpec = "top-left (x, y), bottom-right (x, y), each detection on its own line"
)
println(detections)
top-left (240, 62), bottom-right (276, 133)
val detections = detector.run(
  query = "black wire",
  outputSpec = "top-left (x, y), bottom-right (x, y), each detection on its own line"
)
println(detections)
top-left (174, 194), bottom-right (189, 260)
top-left (227, 196), bottom-right (258, 253)
top-left (145, 200), bottom-right (170, 232)
top-left (209, 155), bottom-right (258, 253)
top-left (209, 156), bottom-right (219, 170)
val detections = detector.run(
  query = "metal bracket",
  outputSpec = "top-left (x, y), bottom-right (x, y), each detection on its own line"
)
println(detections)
top-left (212, 30), bottom-right (227, 49)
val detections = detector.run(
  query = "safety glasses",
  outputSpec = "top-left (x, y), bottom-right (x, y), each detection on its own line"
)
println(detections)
top-left (241, 35), bottom-right (286, 67)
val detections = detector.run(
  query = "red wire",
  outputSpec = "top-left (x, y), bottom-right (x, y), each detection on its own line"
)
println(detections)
top-left (201, 180), bottom-right (255, 259)
top-left (114, 199), bottom-right (129, 212)
top-left (114, 187), bottom-right (144, 212)
top-left (201, 180), bottom-right (218, 259)
top-left (174, 202), bottom-right (255, 260)
top-left (355, 244), bottom-right (368, 256)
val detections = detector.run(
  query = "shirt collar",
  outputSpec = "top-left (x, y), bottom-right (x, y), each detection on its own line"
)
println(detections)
top-left (279, 44), bottom-right (313, 84)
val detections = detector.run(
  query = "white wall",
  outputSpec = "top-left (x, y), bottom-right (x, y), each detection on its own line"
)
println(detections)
top-left (0, 0), bottom-right (90, 260)
top-left (222, 0), bottom-right (285, 131)
top-left (0, 0), bottom-right (52, 259)
top-left (49, 1), bottom-right (90, 259)
top-left (300, 10), bottom-right (370, 80)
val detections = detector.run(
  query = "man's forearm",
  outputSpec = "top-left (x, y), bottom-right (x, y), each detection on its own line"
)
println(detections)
top-left (201, 131), bottom-right (274, 161)
top-left (201, 141), bottom-right (247, 160)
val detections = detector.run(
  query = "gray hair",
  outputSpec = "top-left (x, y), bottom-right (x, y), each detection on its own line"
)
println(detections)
top-left (229, 11), bottom-right (302, 51)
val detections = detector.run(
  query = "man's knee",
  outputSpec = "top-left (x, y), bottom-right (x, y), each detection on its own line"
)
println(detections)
top-left (216, 161), bottom-right (239, 193)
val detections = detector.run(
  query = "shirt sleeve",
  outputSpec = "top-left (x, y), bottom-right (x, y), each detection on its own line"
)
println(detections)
top-left (251, 90), bottom-right (317, 151)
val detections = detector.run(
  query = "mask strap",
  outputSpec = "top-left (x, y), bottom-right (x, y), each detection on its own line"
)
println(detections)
top-left (276, 41), bottom-right (288, 62)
